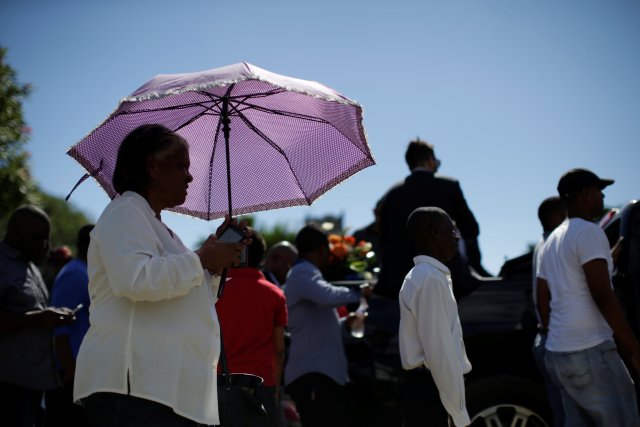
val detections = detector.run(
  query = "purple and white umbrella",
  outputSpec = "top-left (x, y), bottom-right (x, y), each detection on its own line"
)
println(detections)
top-left (67, 62), bottom-right (375, 220)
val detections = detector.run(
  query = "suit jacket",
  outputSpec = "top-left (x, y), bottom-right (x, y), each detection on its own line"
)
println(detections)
top-left (377, 170), bottom-right (480, 298)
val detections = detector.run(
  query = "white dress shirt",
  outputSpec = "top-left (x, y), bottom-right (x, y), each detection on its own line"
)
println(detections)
top-left (399, 255), bottom-right (472, 427)
top-left (74, 191), bottom-right (221, 425)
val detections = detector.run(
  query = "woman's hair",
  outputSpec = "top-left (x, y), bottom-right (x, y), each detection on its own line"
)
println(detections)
top-left (294, 224), bottom-right (328, 256)
top-left (112, 124), bottom-right (184, 195)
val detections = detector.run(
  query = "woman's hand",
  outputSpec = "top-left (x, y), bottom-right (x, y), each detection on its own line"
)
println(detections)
top-left (215, 215), bottom-right (254, 244)
top-left (196, 234), bottom-right (244, 275)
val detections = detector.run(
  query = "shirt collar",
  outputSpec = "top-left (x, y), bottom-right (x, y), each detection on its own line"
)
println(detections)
top-left (122, 191), bottom-right (157, 218)
top-left (411, 167), bottom-right (431, 173)
top-left (413, 254), bottom-right (451, 275)
top-left (228, 268), bottom-right (266, 281)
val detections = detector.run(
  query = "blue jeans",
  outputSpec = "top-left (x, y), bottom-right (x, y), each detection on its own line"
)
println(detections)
top-left (545, 340), bottom-right (640, 427)
top-left (81, 392), bottom-right (207, 427)
top-left (532, 332), bottom-right (565, 427)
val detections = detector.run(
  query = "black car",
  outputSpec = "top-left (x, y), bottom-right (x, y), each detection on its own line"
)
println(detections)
top-left (345, 199), bottom-right (640, 427)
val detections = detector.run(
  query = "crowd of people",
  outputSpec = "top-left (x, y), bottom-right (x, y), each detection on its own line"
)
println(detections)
top-left (1, 124), bottom-right (638, 427)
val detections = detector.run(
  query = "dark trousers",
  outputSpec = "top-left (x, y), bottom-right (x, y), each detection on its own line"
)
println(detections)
top-left (0, 382), bottom-right (44, 427)
top-left (82, 392), bottom-right (206, 427)
top-left (44, 380), bottom-right (89, 427)
top-left (400, 368), bottom-right (449, 427)
top-left (255, 385), bottom-right (283, 427)
top-left (285, 373), bottom-right (350, 427)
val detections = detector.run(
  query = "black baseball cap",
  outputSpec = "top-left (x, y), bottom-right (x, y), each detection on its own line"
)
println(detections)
top-left (557, 168), bottom-right (614, 198)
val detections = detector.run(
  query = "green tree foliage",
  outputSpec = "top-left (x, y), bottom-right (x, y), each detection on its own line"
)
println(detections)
top-left (37, 191), bottom-right (92, 255)
top-left (0, 46), bottom-right (37, 217)
top-left (238, 216), bottom-right (297, 248)
top-left (0, 46), bottom-right (92, 254)
top-left (259, 222), bottom-right (296, 250)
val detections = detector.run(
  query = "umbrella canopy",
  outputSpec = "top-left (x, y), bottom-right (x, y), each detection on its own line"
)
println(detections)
top-left (67, 62), bottom-right (375, 220)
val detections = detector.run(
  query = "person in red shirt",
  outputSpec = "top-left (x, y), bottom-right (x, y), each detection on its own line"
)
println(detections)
top-left (216, 230), bottom-right (288, 426)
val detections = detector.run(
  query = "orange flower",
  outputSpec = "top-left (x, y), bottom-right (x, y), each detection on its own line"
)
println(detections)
top-left (328, 234), bottom-right (342, 244)
top-left (343, 236), bottom-right (356, 246)
top-left (331, 242), bottom-right (349, 258)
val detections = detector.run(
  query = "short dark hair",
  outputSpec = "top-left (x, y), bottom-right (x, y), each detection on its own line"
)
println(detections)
top-left (295, 224), bottom-right (328, 256)
top-left (112, 124), bottom-right (185, 195)
top-left (405, 138), bottom-right (435, 170)
top-left (537, 197), bottom-right (566, 232)
top-left (6, 205), bottom-right (50, 235)
top-left (406, 206), bottom-right (448, 244)
top-left (246, 230), bottom-right (267, 269)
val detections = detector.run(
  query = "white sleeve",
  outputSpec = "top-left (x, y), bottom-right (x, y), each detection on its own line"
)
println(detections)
top-left (94, 202), bottom-right (205, 302)
top-left (414, 277), bottom-right (470, 426)
top-left (577, 225), bottom-right (612, 267)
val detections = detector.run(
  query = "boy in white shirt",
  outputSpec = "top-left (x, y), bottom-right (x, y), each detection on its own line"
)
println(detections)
top-left (399, 207), bottom-right (472, 427)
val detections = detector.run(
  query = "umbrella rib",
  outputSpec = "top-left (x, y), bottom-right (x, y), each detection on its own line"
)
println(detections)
top-left (236, 100), bottom-right (373, 163)
top-left (173, 101), bottom-right (221, 132)
top-left (117, 91), bottom-right (327, 125)
top-left (117, 100), bottom-right (217, 115)
top-left (234, 101), bottom-right (329, 124)
top-left (235, 109), bottom-right (312, 205)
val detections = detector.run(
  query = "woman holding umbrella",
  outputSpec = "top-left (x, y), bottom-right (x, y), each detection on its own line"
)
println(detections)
top-left (73, 124), bottom-right (247, 426)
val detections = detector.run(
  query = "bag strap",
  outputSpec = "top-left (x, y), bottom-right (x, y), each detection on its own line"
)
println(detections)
top-left (217, 272), bottom-right (232, 385)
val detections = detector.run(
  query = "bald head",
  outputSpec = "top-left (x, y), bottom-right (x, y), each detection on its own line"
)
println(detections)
top-left (264, 241), bottom-right (298, 284)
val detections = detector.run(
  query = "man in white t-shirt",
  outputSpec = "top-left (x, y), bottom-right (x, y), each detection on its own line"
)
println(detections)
top-left (536, 168), bottom-right (640, 426)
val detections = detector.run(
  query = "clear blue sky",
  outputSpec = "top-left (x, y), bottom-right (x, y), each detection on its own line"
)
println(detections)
top-left (2, 0), bottom-right (639, 274)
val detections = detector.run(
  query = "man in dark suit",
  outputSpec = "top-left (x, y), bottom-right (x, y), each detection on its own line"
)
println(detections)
top-left (376, 138), bottom-right (489, 299)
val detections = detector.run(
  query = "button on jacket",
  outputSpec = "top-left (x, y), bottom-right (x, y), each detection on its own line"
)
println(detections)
top-left (74, 191), bottom-right (221, 425)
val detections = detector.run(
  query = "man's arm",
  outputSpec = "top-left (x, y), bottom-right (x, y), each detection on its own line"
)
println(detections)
top-left (0, 308), bottom-right (74, 336)
top-left (584, 258), bottom-right (640, 375)
top-left (536, 278), bottom-right (551, 332)
top-left (298, 268), bottom-right (360, 307)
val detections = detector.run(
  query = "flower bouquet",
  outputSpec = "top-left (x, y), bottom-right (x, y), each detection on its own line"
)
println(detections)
top-left (324, 234), bottom-right (377, 282)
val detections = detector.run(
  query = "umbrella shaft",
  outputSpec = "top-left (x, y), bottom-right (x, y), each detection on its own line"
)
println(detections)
top-left (222, 96), bottom-right (232, 219)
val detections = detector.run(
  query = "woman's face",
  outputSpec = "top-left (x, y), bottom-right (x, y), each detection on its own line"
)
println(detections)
top-left (147, 140), bottom-right (193, 209)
